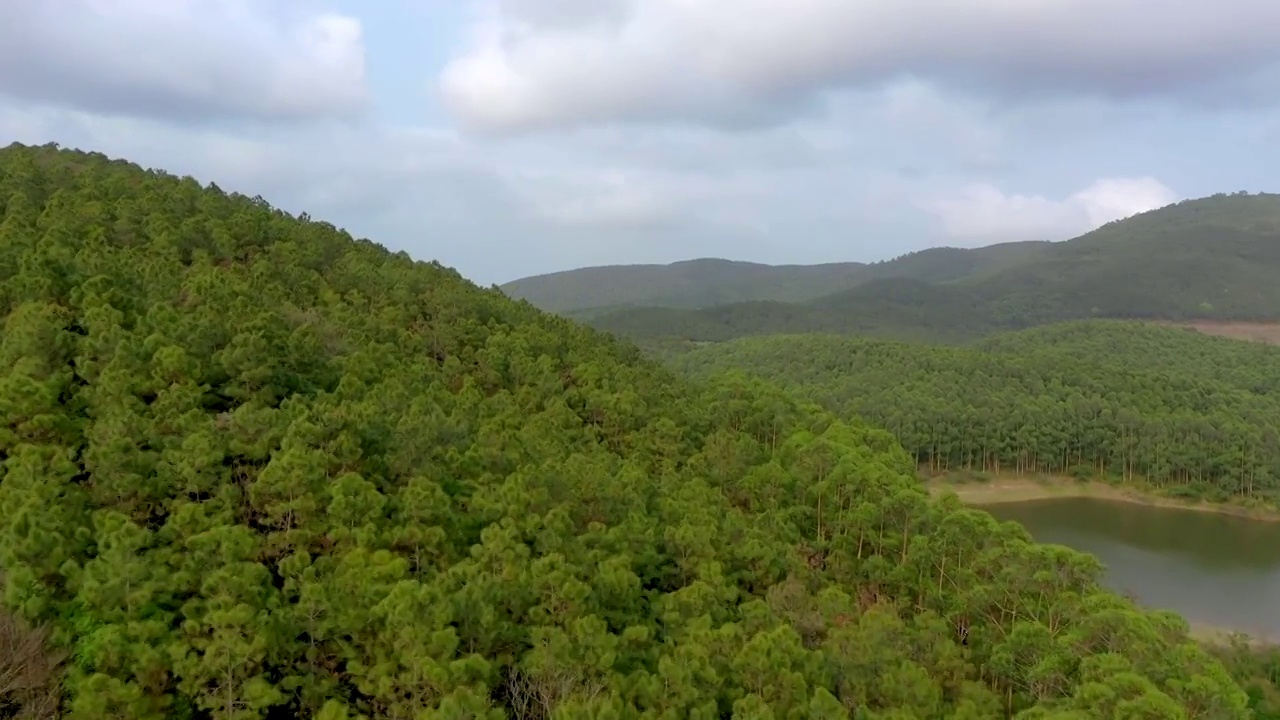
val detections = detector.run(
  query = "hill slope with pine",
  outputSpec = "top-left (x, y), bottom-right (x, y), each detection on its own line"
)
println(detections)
top-left (527, 193), bottom-right (1280, 344)
top-left (0, 143), bottom-right (1259, 719)
top-left (669, 320), bottom-right (1280, 505)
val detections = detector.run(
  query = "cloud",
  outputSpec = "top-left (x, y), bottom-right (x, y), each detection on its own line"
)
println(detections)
top-left (0, 74), bottom-right (1196, 285)
top-left (439, 0), bottom-right (1280, 132)
top-left (0, 0), bottom-right (368, 124)
top-left (0, 0), bottom-right (1249, 287)
top-left (0, 103), bottom-right (529, 276)
top-left (0, 101), bottom-right (792, 282)
top-left (509, 169), bottom-right (682, 228)
top-left (922, 177), bottom-right (1179, 242)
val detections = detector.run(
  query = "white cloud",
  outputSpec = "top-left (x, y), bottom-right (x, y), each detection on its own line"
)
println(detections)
top-left (0, 0), bottom-right (368, 123)
top-left (510, 169), bottom-right (681, 227)
top-left (439, 0), bottom-right (1280, 132)
top-left (0, 103), bottom-right (529, 274)
top-left (1, 79), bottom-right (1193, 285)
top-left (0, 0), bottom-right (1248, 287)
top-left (923, 177), bottom-right (1179, 242)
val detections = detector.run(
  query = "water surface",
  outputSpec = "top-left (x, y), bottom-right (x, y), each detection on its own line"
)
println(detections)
top-left (980, 497), bottom-right (1280, 638)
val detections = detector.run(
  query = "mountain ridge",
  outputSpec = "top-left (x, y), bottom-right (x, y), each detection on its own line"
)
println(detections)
top-left (550, 193), bottom-right (1280, 344)
top-left (502, 240), bottom-right (1055, 315)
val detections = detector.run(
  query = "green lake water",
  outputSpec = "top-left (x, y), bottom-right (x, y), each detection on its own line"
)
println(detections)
top-left (980, 497), bottom-right (1280, 639)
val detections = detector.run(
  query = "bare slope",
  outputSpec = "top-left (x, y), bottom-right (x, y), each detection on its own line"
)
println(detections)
top-left (1164, 320), bottom-right (1280, 347)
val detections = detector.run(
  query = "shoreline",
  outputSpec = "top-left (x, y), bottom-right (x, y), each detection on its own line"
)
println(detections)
top-left (1189, 622), bottom-right (1275, 648)
top-left (923, 472), bottom-right (1280, 523)
top-left (924, 472), bottom-right (1280, 648)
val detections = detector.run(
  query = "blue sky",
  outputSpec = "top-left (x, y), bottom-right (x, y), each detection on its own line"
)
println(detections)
top-left (2, 1), bottom-right (1279, 285)
top-left (334, 1), bottom-right (457, 125)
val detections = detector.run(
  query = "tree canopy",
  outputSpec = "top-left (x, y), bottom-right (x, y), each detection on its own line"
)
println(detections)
top-left (0, 142), bottom-right (1258, 719)
top-left (671, 321), bottom-right (1280, 505)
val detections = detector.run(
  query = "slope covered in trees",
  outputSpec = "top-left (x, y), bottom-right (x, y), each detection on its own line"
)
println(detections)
top-left (671, 321), bottom-right (1280, 505)
top-left (501, 242), bottom-right (1051, 317)
top-left (571, 193), bottom-right (1280, 344)
top-left (592, 280), bottom-right (1000, 346)
top-left (0, 143), bottom-right (1258, 718)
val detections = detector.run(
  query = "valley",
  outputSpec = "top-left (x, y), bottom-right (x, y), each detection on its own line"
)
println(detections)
top-left (2, 143), bottom-right (1279, 718)
top-left (11, 0), bottom-right (1280, 714)
top-left (502, 191), bottom-right (1280, 715)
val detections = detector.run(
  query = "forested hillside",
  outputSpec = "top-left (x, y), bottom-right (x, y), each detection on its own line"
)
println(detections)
top-left (575, 193), bottom-right (1280, 344)
top-left (501, 241), bottom-right (1050, 316)
top-left (592, 280), bottom-right (1000, 345)
top-left (0, 142), bottom-right (1259, 718)
top-left (671, 321), bottom-right (1280, 505)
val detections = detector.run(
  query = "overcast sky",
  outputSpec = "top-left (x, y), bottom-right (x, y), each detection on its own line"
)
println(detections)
top-left (2, 1), bottom-right (1278, 285)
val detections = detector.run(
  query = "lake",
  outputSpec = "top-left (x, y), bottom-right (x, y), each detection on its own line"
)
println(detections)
top-left (979, 497), bottom-right (1280, 639)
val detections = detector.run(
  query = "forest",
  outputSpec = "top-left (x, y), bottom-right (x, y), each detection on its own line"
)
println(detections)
top-left (669, 322), bottom-right (1280, 505)
top-left (0, 142), bottom-right (1275, 718)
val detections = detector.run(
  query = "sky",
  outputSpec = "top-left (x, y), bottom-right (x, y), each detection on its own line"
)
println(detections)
top-left (2, 1), bottom-right (1279, 286)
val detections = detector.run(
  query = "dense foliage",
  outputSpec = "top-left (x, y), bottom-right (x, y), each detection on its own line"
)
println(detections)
top-left (589, 279), bottom-right (1001, 345)
top-left (671, 321), bottom-right (1280, 504)
top-left (0, 143), bottom-right (1256, 719)
top-left (1214, 641), bottom-right (1280, 719)
top-left (562, 192), bottom-right (1280, 344)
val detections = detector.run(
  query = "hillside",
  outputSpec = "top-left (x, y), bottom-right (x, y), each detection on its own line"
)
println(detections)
top-left (501, 241), bottom-right (1050, 316)
top-left (581, 193), bottom-right (1280, 344)
top-left (670, 320), bottom-right (1280, 504)
top-left (0, 142), bottom-right (1257, 718)
top-left (594, 280), bottom-right (1000, 346)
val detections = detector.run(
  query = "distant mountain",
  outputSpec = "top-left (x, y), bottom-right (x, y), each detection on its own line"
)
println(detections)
top-left (501, 258), bottom-right (866, 315)
top-left (581, 192), bottom-right (1280, 344)
top-left (850, 240), bottom-right (1053, 287)
top-left (502, 240), bottom-right (1051, 316)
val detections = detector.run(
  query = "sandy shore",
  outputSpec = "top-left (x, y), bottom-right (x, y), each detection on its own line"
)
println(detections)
top-left (924, 473), bottom-right (1280, 523)
top-left (1188, 621), bottom-right (1276, 648)
top-left (926, 473), bottom-right (1279, 647)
